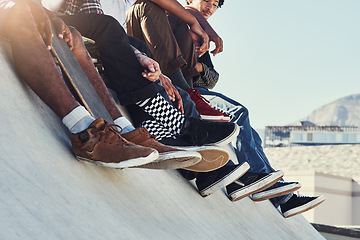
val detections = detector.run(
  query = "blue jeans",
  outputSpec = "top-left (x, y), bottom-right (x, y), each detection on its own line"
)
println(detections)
top-left (196, 87), bottom-right (292, 207)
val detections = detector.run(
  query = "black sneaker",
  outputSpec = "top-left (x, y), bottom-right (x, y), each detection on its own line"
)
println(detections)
top-left (280, 194), bottom-right (325, 218)
top-left (196, 163), bottom-right (250, 197)
top-left (226, 170), bottom-right (284, 202)
top-left (179, 117), bottom-right (239, 147)
top-left (178, 169), bottom-right (197, 181)
top-left (251, 181), bottom-right (301, 202)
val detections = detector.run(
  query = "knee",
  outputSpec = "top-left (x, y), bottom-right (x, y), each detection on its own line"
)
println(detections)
top-left (94, 14), bottom-right (126, 37)
top-left (71, 28), bottom-right (85, 49)
top-left (69, 28), bottom-right (92, 58)
top-left (3, 2), bottom-right (38, 38)
top-left (98, 15), bottom-right (123, 33)
top-left (94, 15), bottom-right (129, 45)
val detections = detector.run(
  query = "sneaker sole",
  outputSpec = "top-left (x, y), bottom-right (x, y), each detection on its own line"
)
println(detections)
top-left (76, 150), bottom-right (159, 169)
top-left (283, 196), bottom-right (326, 218)
top-left (251, 182), bottom-right (302, 202)
top-left (173, 146), bottom-right (230, 172)
top-left (200, 162), bottom-right (250, 197)
top-left (229, 170), bottom-right (284, 202)
top-left (200, 114), bottom-right (230, 122)
top-left (131, 151), bottom-right (202, 170)
top-left (207, 124), bottom-right (240, 147)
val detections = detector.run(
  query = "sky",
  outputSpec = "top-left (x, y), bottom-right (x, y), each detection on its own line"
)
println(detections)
top-left (194, 0), bottom-right (360, 129)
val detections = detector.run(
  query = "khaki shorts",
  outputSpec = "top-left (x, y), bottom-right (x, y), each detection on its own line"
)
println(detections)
top-left (0, 0), bottom-right (16, 33)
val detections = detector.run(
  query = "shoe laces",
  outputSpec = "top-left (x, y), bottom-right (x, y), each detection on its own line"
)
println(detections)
top-left (96, 123), bottom-right (128, 144)
top-left (191, 89), bottom-right (210, 104)
top-left (150, 134), bottom-right (158, 140)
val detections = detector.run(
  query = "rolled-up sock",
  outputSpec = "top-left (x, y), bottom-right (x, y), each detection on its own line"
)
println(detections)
top-left (62, 106), bottom-right (95, 134)
top-left (114, 116), bottom-right (135, 133)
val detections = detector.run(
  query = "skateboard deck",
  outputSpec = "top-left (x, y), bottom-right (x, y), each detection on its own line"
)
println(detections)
top-left (50, 29), bottom-right (228, 172)
top-left (50, 28), bottom-right (113, 123)
top-left (176, 146), bottom-right (230, 172)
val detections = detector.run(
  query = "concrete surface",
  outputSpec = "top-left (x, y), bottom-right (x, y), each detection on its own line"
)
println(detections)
top-left (0, 40), bottom-right (325, 240)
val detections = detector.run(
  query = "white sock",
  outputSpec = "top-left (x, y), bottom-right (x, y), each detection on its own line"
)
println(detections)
top-left (62, 106), bottom-right (95, 134)
top-left (114, 116), bottom-right (135, 133)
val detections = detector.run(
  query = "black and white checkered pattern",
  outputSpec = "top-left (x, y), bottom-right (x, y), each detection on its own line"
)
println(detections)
top-left (137, 93), bottom-right (184, 135)
top-left (141, 120), bottom-right (176, 141)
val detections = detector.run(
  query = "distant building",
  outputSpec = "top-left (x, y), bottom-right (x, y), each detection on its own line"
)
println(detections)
top-left (284, 170), bottom-right (360, 227)
top-left (264, 121), bottom-right (360, 147)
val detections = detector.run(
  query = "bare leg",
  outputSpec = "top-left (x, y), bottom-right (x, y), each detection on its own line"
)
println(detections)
top-left (2, 2), bottom-right (78, 119)
top-left (70, 29), bottom-right (122, 120)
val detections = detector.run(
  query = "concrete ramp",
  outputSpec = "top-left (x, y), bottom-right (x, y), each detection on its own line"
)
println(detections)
top-left (0, 40), bottom-right (325, 240)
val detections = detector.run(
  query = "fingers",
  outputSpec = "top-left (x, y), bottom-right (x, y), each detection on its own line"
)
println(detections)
top-left (53, 18), bottom-right (74, 50)
top-left (142, 71), bottom-right (158, 82)
top-left (159, 74), bottom-right (176, 101)
top-left (210, 38), bottom-right (223, 56)
top-left (165, 81), bottom-right (175, 101)
top-left (149, 60), bottom-right (160, 74)
top-left (210, 45), bottom-right (222, 56)
top-left (166, 85), bottom-right (175, 102)
top-left (199, 34), bottom-right (209, 56)
top-left (42, 18), bottom-right (53, 50)
top-left (141, 57), bottom-right (161, 81)
top-left (173, 89), bottom-right (184, 114)
top-left (62, 28), bottom-right (74, 50)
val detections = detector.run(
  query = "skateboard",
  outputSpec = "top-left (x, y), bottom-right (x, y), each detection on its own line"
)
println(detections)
top-left (50, 27), bottom-right (113, 123)
top-left (51, 30), bottom-right (229, 172)
top-left (176, 146), bottom-right (230, 172)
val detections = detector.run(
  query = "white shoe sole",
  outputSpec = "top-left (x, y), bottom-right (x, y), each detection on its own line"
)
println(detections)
top-left (251, 182), bottom-right (301, 202)
top-left (283, 196), bottom-right (326, 218)
top-left (172, 146), bottom-right (230, 172)
top-left (229, 170), bottom-right (284, 202)
top-left (200, 114), bottom-right (230, 122)
top-left (76, 150), bottom-right (159, 169)
top-left (200, 162), bottom-right (250, 197)
top-left (208, 124), bottom-right (240, 147)
top-left (132, 151), bottom-right (202, 170)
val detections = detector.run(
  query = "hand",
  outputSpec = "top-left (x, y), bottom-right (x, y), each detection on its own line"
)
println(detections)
top-left (49, 14), bottom-right (74, 50)
top-left (184, 6), bottom-right (223, 56)
top-left (24, 1), bottom-right (53, 50)
top-left (159, 74), bottom-right (184, 114)
top-left (208, 34), bottom-right (223, 56)
top-left (195, 62), bottom-right (203, 73)
top-left (188, 22), bottom-right (209, 57)
top-left (137, 54), bottom-right (161, 82)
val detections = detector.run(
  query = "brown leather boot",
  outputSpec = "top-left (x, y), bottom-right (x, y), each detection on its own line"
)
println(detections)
top-left (121, 127), bottom-right (201, 169)
top-left (71, 119), bottom-right (158, 168)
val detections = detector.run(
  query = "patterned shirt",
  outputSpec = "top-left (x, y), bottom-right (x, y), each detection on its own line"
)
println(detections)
top-left (193, 51), bottom-right (219, 90)
top-left (59, 0), bottom-right (104, 15)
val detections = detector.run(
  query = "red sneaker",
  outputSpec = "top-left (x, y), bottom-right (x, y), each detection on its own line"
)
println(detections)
top-left (186, 88), bottom-right (230, 122)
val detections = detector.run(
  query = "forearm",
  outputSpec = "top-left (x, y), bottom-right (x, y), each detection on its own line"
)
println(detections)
top-left (130, 45), bottom-right (145, 60)
top-left (150, 0), bottom-right (198, 26)
top-left (184, 6), bottom-right (218, 37)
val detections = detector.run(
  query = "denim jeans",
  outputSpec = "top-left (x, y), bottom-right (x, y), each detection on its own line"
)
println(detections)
top-left (196, 87), bottom-right (292, 207)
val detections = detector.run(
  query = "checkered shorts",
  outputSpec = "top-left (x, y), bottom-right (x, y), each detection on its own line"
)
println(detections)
top-left (139, 93), bottom-right (184, 136)
top-left (141, 120), bottom-right (176, 141)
